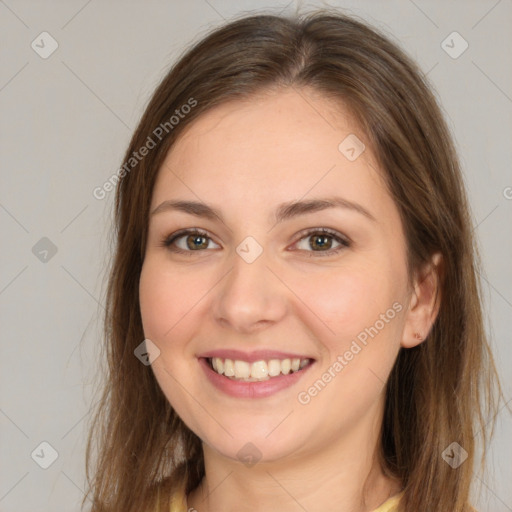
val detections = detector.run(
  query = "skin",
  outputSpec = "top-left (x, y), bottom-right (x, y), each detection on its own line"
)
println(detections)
top-left (139, 87), bottom-right (441, 512)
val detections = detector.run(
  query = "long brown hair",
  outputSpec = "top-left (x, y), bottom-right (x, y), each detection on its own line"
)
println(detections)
top-left (84, 10), bottom-right (503, 512)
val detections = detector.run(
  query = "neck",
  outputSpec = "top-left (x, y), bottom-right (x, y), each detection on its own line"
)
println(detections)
top-left (187, 398), bottom-right (401, 512)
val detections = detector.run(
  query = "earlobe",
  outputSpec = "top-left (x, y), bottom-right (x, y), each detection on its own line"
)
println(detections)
top-left (413, 332), bottom-right (424, 342)
top-left (401, 252), bottom-right (443, 349)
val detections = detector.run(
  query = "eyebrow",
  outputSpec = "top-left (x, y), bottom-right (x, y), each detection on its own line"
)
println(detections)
top-left (150, 196), bottom-right (376, 224)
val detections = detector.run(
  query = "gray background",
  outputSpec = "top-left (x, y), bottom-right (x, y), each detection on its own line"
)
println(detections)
top-left (0, 1), bottom-right (511, 511)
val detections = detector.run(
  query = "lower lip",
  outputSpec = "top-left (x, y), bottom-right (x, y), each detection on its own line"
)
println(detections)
top-left (199, 357), bottom-right (315, 399)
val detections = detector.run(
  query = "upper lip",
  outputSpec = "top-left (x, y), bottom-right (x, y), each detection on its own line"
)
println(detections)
top-left (198, 349), bottom-right (315, 363)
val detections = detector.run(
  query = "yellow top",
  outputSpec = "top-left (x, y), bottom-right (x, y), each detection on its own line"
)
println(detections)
top-left (371, 492), bottom-right (403, 512)
top-left (163, 484), bottom-right (404, 512)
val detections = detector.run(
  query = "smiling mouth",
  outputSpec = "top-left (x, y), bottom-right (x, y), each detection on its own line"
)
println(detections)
top-left (205, 356), bottom-right (314, 382)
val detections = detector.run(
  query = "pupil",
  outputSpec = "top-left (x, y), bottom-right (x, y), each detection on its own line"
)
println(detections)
top-left (188, 235), bottom-right (207, 250)
top-left (313, 235), bottom-right (331, 250)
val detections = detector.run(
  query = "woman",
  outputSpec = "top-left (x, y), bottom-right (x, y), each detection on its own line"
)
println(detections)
top-left (84, 10), bottom-right (502, 512)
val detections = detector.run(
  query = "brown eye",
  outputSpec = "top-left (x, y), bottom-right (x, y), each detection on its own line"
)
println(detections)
top-left (309, 234), bottom-right (334, 251)
top-left (184, 234), bottom-right (209, 250)
top-left (294, 229), bottom-right (350, 256)
top-left (162, 229), bottom-right (220, 254)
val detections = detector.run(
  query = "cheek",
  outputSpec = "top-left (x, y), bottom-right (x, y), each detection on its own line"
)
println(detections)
top-left (291, 263), bottom-right (406, 397)
top-left (139, 260), bottom-right (203, 414)
top-left (292, 266), bottom-right (399, 341)
top-left (139, 258), bottom-right (206, 344)
top-left (139, 264), bottom-right (173, 341)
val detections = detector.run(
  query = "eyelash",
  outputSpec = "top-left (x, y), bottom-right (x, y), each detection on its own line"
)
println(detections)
top-left (160, 228), bottom-right (351, 257)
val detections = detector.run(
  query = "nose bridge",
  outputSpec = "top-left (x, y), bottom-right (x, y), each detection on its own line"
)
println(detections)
top-left (213, 239), bottom-right (286, 332)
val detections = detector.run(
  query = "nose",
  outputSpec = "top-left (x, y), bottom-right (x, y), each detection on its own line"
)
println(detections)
top-left (212, 247), bottom-right (287, 334)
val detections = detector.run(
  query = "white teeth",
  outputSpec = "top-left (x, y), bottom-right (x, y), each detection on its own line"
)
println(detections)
top-left (209, 357), bottom-right (312, 381)
top-left (268, 359), bottom-right (281, 377)
top-left (234, 360), bottom-right (250, 379)
top-left (224, 358), bottom-right (235, 377)
top-left (251, 360), bottom-right (269, 379)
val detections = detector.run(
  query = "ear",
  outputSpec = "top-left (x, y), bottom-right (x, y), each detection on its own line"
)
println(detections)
top-left (401, 252), bottom-right (443, 348)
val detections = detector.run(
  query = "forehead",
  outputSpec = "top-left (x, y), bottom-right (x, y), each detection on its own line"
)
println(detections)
top-left (168, 87), bottom-right (362, 165)
top-left (151, 88), bottom-right (389, 216)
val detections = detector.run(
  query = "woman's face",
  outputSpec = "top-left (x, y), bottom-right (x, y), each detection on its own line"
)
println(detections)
top-left (139, 88), bottom-right (414, 464)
